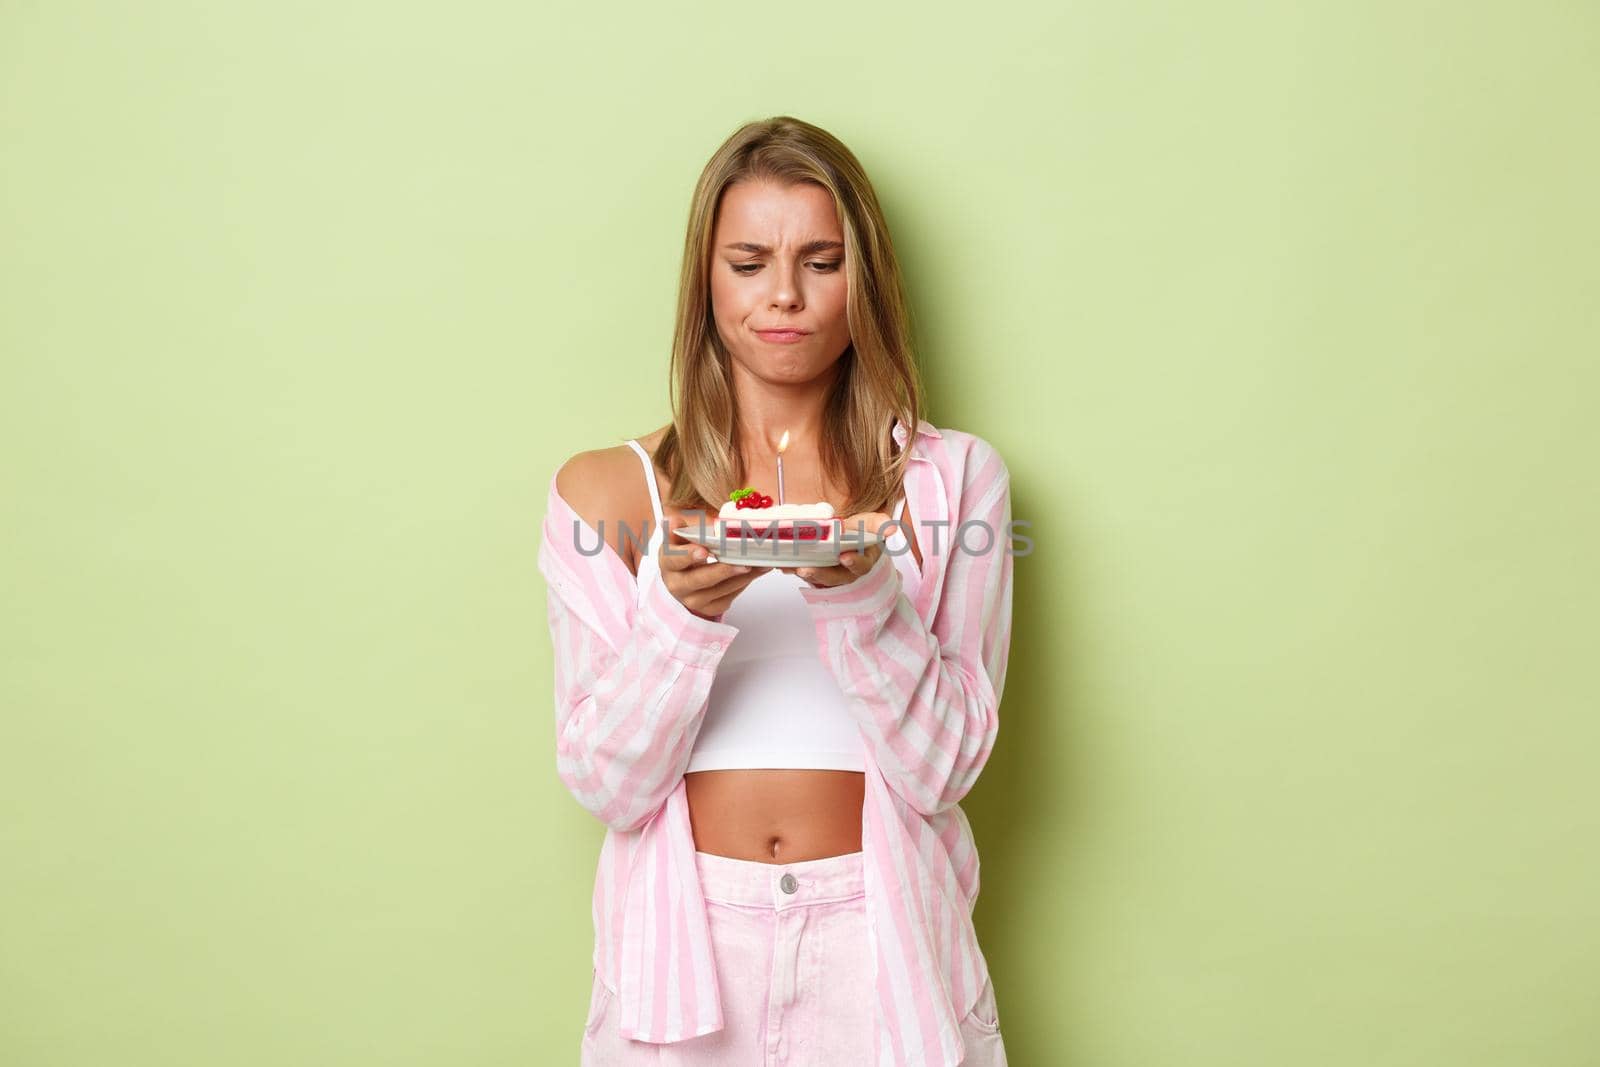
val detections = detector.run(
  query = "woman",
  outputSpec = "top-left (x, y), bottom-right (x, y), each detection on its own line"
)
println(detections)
top-left (538, 115), bottom-right (1015, 1066)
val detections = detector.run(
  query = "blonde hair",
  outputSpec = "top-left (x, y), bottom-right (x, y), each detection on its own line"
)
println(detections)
top-left (654, 115), bottom-right (924, 516)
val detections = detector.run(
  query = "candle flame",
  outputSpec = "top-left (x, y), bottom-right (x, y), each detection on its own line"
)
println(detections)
top-left (777, 429), bottom-right (790, 452)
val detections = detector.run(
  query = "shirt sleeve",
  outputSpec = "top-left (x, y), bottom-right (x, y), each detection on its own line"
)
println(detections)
top-left (795, 447), bottom-right (1014, 816)
top-left (538, 485), bottom-right (740, 831)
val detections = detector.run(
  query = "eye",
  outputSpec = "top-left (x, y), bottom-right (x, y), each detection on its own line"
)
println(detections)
top-left (729, 263), bottom-right (760, 274)
top-left (809, 260), bottom-right (842, 272)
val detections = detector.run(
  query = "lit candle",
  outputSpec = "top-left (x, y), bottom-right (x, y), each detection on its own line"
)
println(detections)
top-left (776, 429), bottom-right (789, 505)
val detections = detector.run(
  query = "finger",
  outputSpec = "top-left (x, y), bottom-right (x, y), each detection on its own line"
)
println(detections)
top-left (798, 543), bottom-right (878, 586)
top-left (701, 563), bottom-right (762, 593)
top-left (857, 546), bottom-right (883, 573)
top-left (794, 564), bottom-right (849, 588)
top-left (659, 520), bottom-right (717, 571)
top-left (658, 541), bottom-right (708, 572)
top-left (662, 511), bottom-right (715, 548)
top-left (840, 511), bottom-right (893, 539)
top-left (665, 507), bottom-right (711, 531)
top-left (671, 558), bottom-right (758, 598)
top-left (694, 567), bottom-right (766, 613)
top-left (686, 560), bottom-right (756, 590)
top-left (835, 550), bottom-right (871, 576)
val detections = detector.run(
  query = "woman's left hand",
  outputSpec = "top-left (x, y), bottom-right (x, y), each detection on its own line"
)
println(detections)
top-left (777, 511), bottom-right (892, 589)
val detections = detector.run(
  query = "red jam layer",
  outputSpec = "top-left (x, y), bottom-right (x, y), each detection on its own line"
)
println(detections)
top-left (715, 519), bottom-right (838, 541)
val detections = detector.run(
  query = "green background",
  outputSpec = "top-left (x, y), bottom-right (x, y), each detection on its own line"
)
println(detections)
top-left (3, 2), bottom-right (1596, 1064)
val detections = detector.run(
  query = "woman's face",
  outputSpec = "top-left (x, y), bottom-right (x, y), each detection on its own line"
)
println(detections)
top-left (709, 179), bottom-right (853, 385)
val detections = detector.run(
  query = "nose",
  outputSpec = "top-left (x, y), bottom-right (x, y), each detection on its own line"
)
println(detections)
top-left (767, 262), bottom-right (804, 311)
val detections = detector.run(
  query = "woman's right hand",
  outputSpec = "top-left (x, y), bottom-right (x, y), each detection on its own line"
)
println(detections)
top-left (658, 510), bottom-right (763, 619)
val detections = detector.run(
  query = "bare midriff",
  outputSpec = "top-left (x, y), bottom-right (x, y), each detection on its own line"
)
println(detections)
top-left (684, 769), bottom-right (865, 862)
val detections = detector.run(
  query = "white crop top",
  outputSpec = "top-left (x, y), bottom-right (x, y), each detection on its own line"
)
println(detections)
top-left (624, 438), bottom-right (916, 773)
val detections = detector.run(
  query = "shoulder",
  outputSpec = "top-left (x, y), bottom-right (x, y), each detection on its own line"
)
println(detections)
top-left (553, 434), bottom-right (664, 574)
top-left (556, 446), bottom-right (634, 522)
top-left (919, 426), bottom-right (1010, 490)
top-left (556, 426), bottom-right (668, 508)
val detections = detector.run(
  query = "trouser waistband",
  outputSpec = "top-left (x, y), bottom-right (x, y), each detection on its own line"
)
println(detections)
top-left (694, 849), bottom-right (865, 909)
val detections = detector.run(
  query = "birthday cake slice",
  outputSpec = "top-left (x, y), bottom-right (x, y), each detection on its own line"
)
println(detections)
top-left (715, 487), bottom-right (840, 544)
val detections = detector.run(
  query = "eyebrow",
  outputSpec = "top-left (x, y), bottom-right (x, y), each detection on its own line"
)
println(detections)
top-left (722, 240), bottom-right (845, 255)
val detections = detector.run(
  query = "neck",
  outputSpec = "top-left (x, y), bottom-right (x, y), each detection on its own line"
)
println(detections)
top-left (729, 363), bottom-right (839, 463)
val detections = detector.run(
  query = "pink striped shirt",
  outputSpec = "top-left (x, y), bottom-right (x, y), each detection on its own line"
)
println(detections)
top-left (536, 418), bottom-right (1014, 1066)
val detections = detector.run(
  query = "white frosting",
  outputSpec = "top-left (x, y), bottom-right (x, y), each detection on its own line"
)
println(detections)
top-left (716, 500), bottom-right (835, 521)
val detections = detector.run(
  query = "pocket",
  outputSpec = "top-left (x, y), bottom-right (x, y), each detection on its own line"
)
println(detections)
top-left (583, 968), bottom-right (614, 1039)
top-left (961, 974), bottom-right (1002, 1035)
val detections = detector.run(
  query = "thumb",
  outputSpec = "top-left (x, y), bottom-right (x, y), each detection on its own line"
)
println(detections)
top-left (843, 511), bottom-right (894, 537)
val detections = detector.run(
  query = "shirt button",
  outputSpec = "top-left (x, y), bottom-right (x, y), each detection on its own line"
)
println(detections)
top-left (779, 873), bottom-right (798, 895)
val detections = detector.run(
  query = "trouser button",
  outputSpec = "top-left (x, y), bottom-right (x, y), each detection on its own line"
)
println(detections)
top-left (779, 873), bottom-right (798, 894)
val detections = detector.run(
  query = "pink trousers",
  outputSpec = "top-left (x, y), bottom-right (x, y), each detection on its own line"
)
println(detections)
top-left (580, 849), bottom-right (1008, 1066)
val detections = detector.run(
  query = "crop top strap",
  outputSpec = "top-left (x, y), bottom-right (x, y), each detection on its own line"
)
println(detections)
top-left (624, 439), bottom-right (666, 533)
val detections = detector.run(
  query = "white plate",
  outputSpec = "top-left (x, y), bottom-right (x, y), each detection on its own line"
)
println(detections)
top-left (671, 526), bottom-right (882, 568)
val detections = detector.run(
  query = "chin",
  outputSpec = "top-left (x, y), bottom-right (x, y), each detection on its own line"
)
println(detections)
top-left (762, 361), bottom-right (827, 385)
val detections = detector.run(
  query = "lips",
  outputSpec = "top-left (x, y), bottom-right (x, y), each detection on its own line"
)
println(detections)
top-left (755, 328), bottom-right (810, 343)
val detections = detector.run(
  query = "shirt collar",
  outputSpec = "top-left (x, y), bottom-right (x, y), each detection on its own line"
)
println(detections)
top-left (892, 418), bottom-right (942, 449)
